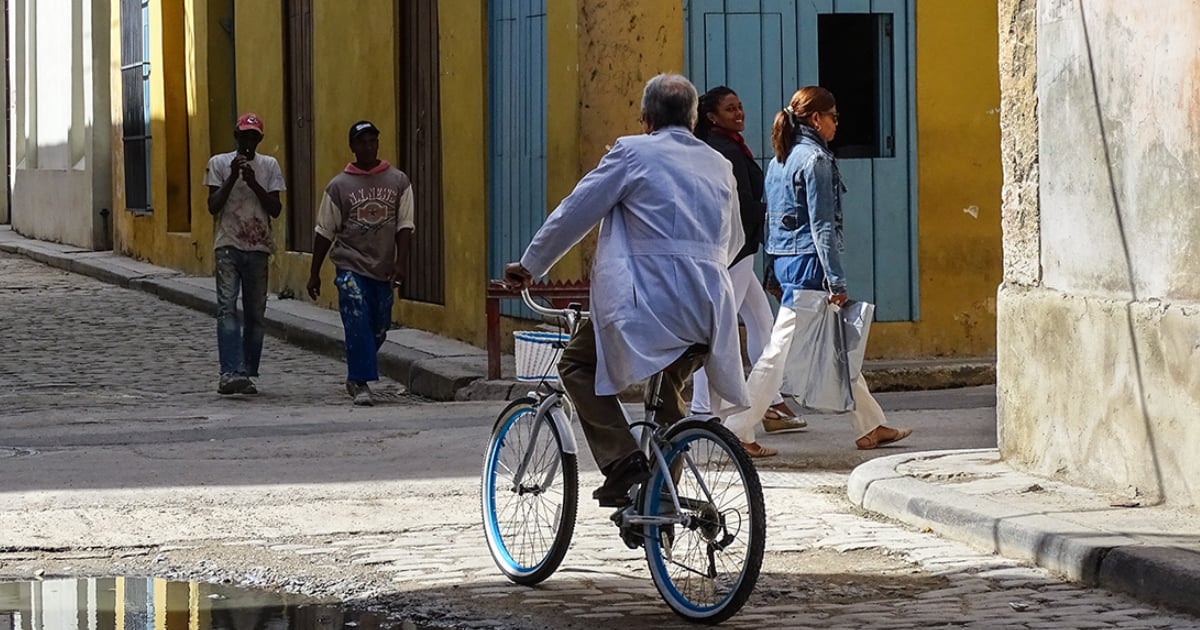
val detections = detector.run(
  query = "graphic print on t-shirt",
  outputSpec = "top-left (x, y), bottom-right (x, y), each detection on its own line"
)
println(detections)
top-left (347, 186), bottom-right (399, 232)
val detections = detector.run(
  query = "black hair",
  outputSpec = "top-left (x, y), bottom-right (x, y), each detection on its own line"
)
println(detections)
top-left (694, 86), bottom-right (737, 140)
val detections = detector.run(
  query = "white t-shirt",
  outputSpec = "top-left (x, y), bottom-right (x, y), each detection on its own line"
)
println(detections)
top-left (204, 151), bottom-right (287, 253)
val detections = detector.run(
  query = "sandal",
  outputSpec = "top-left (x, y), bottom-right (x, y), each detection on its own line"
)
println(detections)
top-left (763, 403), bottom-right (808, 433)
top-left (742, 441), bottom-right (778, 458)
top-left (855, 426), bottom-right (913, 450)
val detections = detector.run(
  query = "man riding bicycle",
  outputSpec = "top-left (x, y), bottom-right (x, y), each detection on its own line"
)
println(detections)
top-left (502, 73), bottom-right (751, 508)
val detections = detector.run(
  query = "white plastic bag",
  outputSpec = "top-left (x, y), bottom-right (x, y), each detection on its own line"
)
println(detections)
top-left (717, 290), bottom-right (875, 440)
top-left (782, 290), bottom-right (874, 413)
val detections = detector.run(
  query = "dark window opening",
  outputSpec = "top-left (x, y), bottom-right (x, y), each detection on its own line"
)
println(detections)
top-left (818, 13), bottom-right (895, 159)
top-left (119, 0), bottom-right (152, 213)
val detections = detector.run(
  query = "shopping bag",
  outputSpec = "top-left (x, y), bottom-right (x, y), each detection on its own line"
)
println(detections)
top-left (782, 290), bottom-right (875, 413)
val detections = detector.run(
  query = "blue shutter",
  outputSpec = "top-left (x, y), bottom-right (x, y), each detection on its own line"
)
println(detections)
top-left (488, 0), bottom-right (547, 317)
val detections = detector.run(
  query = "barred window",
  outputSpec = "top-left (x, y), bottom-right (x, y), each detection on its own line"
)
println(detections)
top-left (120, 0), bottom-right (152, 214)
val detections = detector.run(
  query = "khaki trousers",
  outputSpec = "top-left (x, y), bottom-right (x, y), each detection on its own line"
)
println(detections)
top-left (558, 324), bottom-right (705, 471)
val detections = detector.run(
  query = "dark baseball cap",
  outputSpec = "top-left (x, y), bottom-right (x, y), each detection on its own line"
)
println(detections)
top-left (348, 120), bottom-right (380, 142)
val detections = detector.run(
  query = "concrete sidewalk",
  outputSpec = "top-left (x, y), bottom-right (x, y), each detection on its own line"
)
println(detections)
top-left (0, 226), bottom-right (993, 401)
top-left (849, 449), bottom-right (1200, 618)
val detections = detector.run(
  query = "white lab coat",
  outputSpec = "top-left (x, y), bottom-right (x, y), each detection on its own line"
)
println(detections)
top-left (520, 126), bottom-right (750, 407)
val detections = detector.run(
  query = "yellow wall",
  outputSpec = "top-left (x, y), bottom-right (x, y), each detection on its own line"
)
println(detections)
top-left (110, 0), bottom-right (210, 275)
top-left (431, 0), bottom-right (489, 342)
top-left (232, 0), bottom-right (287, 273)
top-left (867, 1), bottom-right (1003, 358)
top-left (108, 0), bottom-right (1000, 359)
top-left (574, 1), bottom-right (684, 272)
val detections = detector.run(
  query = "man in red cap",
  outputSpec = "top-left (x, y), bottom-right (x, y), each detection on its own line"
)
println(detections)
top-left (204, 113), bottom-right (286, 395)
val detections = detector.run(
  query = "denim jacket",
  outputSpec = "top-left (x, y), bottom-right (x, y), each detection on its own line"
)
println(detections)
top-left (764, 126), bottom-right (847, 293)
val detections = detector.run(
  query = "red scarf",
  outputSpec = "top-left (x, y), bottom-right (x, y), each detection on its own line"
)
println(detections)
top-left (710, 127), bottom-right (755, 159)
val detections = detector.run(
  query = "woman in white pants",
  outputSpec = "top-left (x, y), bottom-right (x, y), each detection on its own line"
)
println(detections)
top-left (690, 86), bottom-right (806, 458)
top-left (726, 86), bottom-right (912, 451)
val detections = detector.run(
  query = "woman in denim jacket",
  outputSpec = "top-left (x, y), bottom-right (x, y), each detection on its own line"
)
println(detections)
top-left (761, 86), bottom-right (912, 450)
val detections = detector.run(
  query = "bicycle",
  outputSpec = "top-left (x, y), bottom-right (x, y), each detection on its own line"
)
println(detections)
top-left (480, 288), bottom-right (766, 624)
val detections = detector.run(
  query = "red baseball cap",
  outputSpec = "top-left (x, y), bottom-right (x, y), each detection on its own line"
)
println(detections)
top-left (236, 113), bottom-right (264, 135)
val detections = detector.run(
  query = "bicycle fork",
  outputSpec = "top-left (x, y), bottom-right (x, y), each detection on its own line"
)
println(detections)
top-left (510, 394), bottom-right (577, 495)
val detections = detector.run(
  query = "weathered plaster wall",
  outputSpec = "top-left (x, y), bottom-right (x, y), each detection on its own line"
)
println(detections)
top-left (997, 0), bottom-right (1200, 505)
top-left (1039, 1), bottom-right (1200, 300)
top-left (574, 1), bottom-right (683, 272)
top-left (998, 0), bottom-right (1040, 287)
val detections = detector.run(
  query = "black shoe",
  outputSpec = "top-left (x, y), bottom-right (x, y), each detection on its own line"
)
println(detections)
top-left (593, 451), bottom-right (651, 507)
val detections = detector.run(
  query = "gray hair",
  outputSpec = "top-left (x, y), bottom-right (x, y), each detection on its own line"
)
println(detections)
top-left (640, 74), bottom-right (698, 131)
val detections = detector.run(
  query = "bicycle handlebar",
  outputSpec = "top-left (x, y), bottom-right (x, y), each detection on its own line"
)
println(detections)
top-left (518, 288), bottom-right (590, 321)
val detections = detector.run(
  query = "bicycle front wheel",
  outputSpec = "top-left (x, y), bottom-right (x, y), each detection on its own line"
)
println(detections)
top-left (481, 396), bottom-right (578, 585)
top-left (642, 419), bottom-right (765, 624)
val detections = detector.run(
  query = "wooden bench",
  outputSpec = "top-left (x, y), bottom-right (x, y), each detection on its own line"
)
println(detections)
top-left (485, 279), bottom-right (590, 380)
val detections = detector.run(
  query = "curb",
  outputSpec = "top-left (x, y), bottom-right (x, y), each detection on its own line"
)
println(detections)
top-left (848, 449), bottom-right (1200, 617)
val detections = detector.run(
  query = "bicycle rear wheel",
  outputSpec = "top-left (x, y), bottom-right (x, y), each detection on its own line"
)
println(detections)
top-left (481, 396), bottom-right (578, 585)
top-left (641, 419), bottom-right (765, 624)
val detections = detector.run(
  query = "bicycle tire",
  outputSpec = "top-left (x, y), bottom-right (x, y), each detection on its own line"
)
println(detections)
top-left (641, 419), bottom-right (765, 624)
top-left (481, 396), bottom-right (579, 585)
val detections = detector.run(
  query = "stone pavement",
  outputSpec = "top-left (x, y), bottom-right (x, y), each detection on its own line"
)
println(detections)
top-left (0, 226), bottom-right (993, 404)
top-left (127, 471), bottom-right (1200, 629)
top-left (2, 226), bottom-right (1200, 624)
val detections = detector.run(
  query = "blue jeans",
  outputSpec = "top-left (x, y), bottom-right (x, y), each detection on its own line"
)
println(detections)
top-left (774, 253), bottom-right (826, 308)
top-left (215, 247), bottom-right (269, 376)
top-left (335, 269), bottom-right (394, 383)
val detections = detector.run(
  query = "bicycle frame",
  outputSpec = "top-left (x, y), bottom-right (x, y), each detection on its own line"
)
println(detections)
top-left (618, 370), bottom-right (724, 529)
top-left (510, 287), bottom-right (720, 529)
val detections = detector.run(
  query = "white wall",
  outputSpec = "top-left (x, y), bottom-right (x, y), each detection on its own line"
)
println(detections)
top-left (1038, 0), bottom-right (1200, 302)
top-left (10, 0), bottom-right (111, 248)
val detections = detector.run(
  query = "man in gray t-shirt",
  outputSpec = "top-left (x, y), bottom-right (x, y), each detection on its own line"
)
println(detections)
top-left (204, 113), bottom-right (286, 395)
top-left (307, 120), bottom-right (414, 406)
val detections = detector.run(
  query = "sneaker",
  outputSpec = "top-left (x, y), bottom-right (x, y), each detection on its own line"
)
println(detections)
top-left (762, 408), bottom-right (808, 434)
top-left (218, 372), bottom-right (251, 395)
top-left (593, 451), bottom-right (651, 507)
top-left (238, 378), bottom-right (258, 395)
top-left (346, 381), bottom-right (373, 406)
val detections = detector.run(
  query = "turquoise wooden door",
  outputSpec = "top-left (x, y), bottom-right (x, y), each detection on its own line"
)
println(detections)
top-left (488, 0), bottom-right (547, 316)
top-left (685, 0), bottom-right (917, 321)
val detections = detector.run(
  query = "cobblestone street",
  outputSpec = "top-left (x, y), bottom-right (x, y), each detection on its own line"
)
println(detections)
top-left (2, 251), bottom-right (1199, 629)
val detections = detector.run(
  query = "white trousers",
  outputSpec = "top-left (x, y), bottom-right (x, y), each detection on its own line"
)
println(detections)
top-left (721, 300), bottom-right (888, 443)
top-left (691, 256), bottom-right (783, 414)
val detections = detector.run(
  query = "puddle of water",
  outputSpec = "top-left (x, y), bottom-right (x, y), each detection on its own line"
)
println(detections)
top-left (0, 577), bottom-right (436, 629)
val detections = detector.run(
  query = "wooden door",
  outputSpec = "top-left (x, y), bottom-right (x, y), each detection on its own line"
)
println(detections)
top-left (397, 0), bottom-right (445, 304)
top-left (284, 0), bottom-right (315, 252)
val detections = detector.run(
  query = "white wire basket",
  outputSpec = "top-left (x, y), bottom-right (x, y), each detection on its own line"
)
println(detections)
top-left (513, 330), bottom-right (570, 383)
